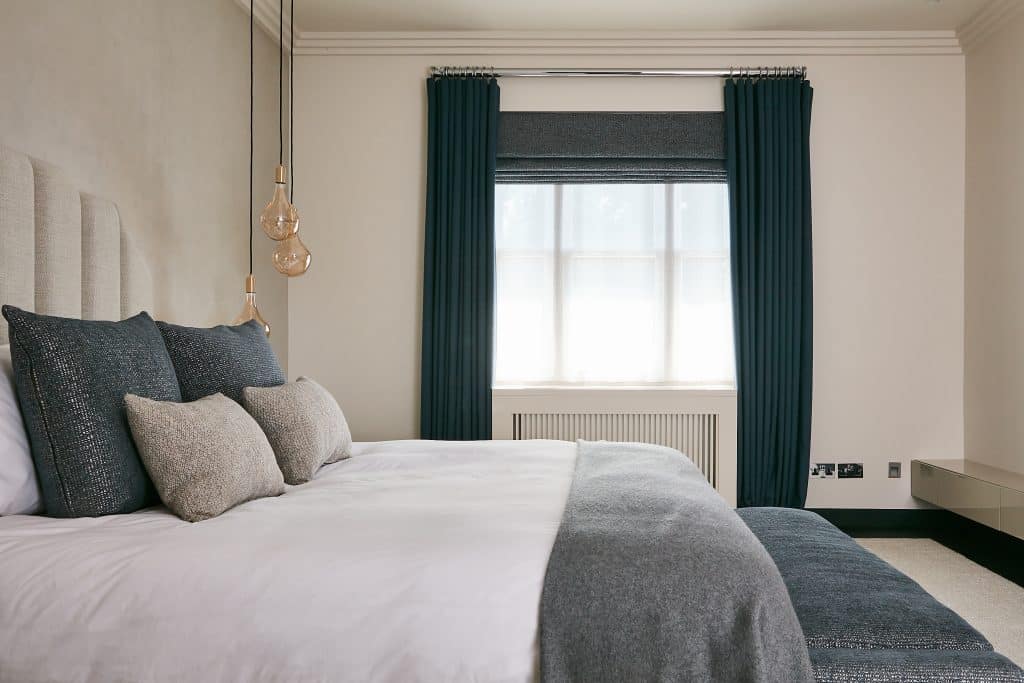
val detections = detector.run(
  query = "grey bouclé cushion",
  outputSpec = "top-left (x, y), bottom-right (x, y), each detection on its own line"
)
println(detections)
top-left (1, 305), bottom-right (180, 517)
top-left (242, 377), bottom-right (352, 485)
top-left (155, 319), bottom-right (285, 403)
top-left (124, 393), bottom-right (285, 522)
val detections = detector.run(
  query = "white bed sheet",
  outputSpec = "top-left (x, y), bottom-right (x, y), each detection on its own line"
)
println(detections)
top-left (0, 439), bottom-right (576, 683)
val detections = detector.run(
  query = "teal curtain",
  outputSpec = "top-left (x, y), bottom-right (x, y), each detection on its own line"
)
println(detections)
top-left (420, 76), bottom-right (500, 440)
top-left (725, 77), bottom-right (814, 508)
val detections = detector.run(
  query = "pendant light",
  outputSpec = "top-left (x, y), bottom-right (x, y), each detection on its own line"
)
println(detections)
top-left (233, 0), bottom-right (271, 336)
top-left (271, 0), bottom-right (311, 277)
top-left (259, 0), bottom-right (298, 240)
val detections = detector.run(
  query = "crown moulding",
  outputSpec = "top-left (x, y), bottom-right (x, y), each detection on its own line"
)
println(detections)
top-left (239, 0), bottom-right (294, 46)
top-left (241, 0), bottom-right (1024, 58)
top-left (957, 0), bottom-right (1024, 52)
top-left (292, 31), bottom-right (963, 57)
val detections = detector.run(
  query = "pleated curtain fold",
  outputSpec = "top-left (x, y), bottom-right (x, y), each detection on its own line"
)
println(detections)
top-left (420, 76), bottom-right (500, 440)
top-left (725, 77), bottom-right (814, 508)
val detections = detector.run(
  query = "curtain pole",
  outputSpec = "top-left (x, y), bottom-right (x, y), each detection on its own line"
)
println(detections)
top-left (429, 66), bottom-right (807, 79)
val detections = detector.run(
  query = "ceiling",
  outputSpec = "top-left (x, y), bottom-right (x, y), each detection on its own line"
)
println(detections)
top-left (293, 0), bottom-right (994, 33)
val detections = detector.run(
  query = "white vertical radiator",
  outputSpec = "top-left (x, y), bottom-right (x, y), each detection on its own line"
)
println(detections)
top-left (493, 388), bottom-right (738, 506)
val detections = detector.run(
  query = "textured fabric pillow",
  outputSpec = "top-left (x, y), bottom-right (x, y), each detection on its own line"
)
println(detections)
top-left (156, 320), bottom-right (285, 403)
top-left (0, 344), bottom-right (41, 515)
top-left (2, 306), bottom-right (180, 517)
top-left (242, 377), bottom-right (352, 485)
top-left (124, 393), bottom-right (285, 522)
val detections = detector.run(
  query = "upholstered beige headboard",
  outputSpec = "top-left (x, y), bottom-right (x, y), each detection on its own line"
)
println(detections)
top-left (0, 145), bottom-right (153, 344)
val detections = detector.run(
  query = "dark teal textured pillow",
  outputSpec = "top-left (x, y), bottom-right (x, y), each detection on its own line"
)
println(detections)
top-left (1, 306), bottom-right (181, 517)
top-left (156, 320), bottom-right (285, 403)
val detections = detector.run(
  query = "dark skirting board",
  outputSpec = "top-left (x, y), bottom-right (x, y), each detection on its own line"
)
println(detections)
top-left (810, 507), bottom-right (1024, 588)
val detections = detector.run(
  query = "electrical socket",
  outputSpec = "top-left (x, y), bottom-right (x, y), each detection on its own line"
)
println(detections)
top-left (888, 462), bottom-right (902, 478)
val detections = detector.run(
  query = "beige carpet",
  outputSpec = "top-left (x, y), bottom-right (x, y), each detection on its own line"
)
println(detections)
top-left (858, 538), bottom-right (1024, 666)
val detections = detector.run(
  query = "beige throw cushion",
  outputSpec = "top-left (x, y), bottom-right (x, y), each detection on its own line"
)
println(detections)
top-left (242, 377), bottom-right (352, 485)
top-left (124, 393), bottom-right (285, 522)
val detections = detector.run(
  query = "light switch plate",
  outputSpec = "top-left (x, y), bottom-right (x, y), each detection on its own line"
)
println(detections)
top-left (888, 462), bottom-right (902, 478)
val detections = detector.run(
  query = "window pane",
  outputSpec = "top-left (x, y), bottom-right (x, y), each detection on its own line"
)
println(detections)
top-left (495, 255), bottom-right (555, 382)
top-left (673, 183), bottom-right (730, 253)
top-left (672, 257), bottom-right (734, 384)
top-left (672, 183), bottom-right (734, 384)
top-left (563, 255), bottom-right (664, 382)
top-left (563, 185), bottom-right (665, 252)
top-left (495, 185), bottom-right (555, 383)
top-left (496, 184), bottom-right (554, 250)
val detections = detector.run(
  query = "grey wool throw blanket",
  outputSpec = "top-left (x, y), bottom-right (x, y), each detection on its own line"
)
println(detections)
top-left (540, 441), bottom-right (814, 683)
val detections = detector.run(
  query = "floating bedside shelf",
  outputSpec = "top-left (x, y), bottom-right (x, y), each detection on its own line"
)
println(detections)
top-left (912, 458), bottom-right (1024, 541)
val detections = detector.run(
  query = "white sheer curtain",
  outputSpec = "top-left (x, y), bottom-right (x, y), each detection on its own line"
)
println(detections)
top-left (495, 183), bottom-right (734, 386)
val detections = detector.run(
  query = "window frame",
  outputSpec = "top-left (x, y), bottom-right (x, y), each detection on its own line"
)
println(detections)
top-left (494, 182), bottom-right (734, 389)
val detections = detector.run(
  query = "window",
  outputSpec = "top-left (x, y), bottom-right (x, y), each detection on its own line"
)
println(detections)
top-left (495, 183), bottom-right (734, 387)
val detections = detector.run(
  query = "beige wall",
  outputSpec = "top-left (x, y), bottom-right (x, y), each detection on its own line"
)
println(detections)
top-left (0, 0), bottom-right (289, 365)
top-left (290, 50), bottom-right (966, 508)
top-left (0, 5), bottom-right (975, 509)
top-left (965, 13), bottom-right (1024, 475)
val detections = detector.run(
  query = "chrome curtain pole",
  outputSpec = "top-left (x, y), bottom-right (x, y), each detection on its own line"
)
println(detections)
top-left (428, 66), bottom-right (807, 79)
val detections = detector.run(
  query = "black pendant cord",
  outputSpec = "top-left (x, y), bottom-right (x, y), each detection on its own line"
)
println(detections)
top-left (249, 0), bottom-right (254, 274)
top-left (289, 0), bottom-right (295, 203)
top-left (278, 0), bottom-right (284, 166)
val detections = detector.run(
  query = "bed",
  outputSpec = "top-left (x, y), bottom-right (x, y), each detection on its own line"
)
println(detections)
top-left (1, 144), bottom-right (1021, 683)
top-left (0, 440), bottom-right (573, 681)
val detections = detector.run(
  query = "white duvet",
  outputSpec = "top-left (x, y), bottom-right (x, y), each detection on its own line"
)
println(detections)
top-left (0, 440), bottom-right (577, 683)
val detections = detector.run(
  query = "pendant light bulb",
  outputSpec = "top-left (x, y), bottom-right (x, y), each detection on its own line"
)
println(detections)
top-left (232, 273), bottom-right (271, 336)
top-left (260, 165), bottom-right (299, 240)
top-left (272, 233), bottom-right (312, 277)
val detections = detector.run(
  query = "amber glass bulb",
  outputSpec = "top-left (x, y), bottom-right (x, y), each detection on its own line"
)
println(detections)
top-left (231, 274), bottom-right (271, 336)
top-left (260, 165), bottom-right (299, 241)
top-left (272, 233), bottom-right (311, 277)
